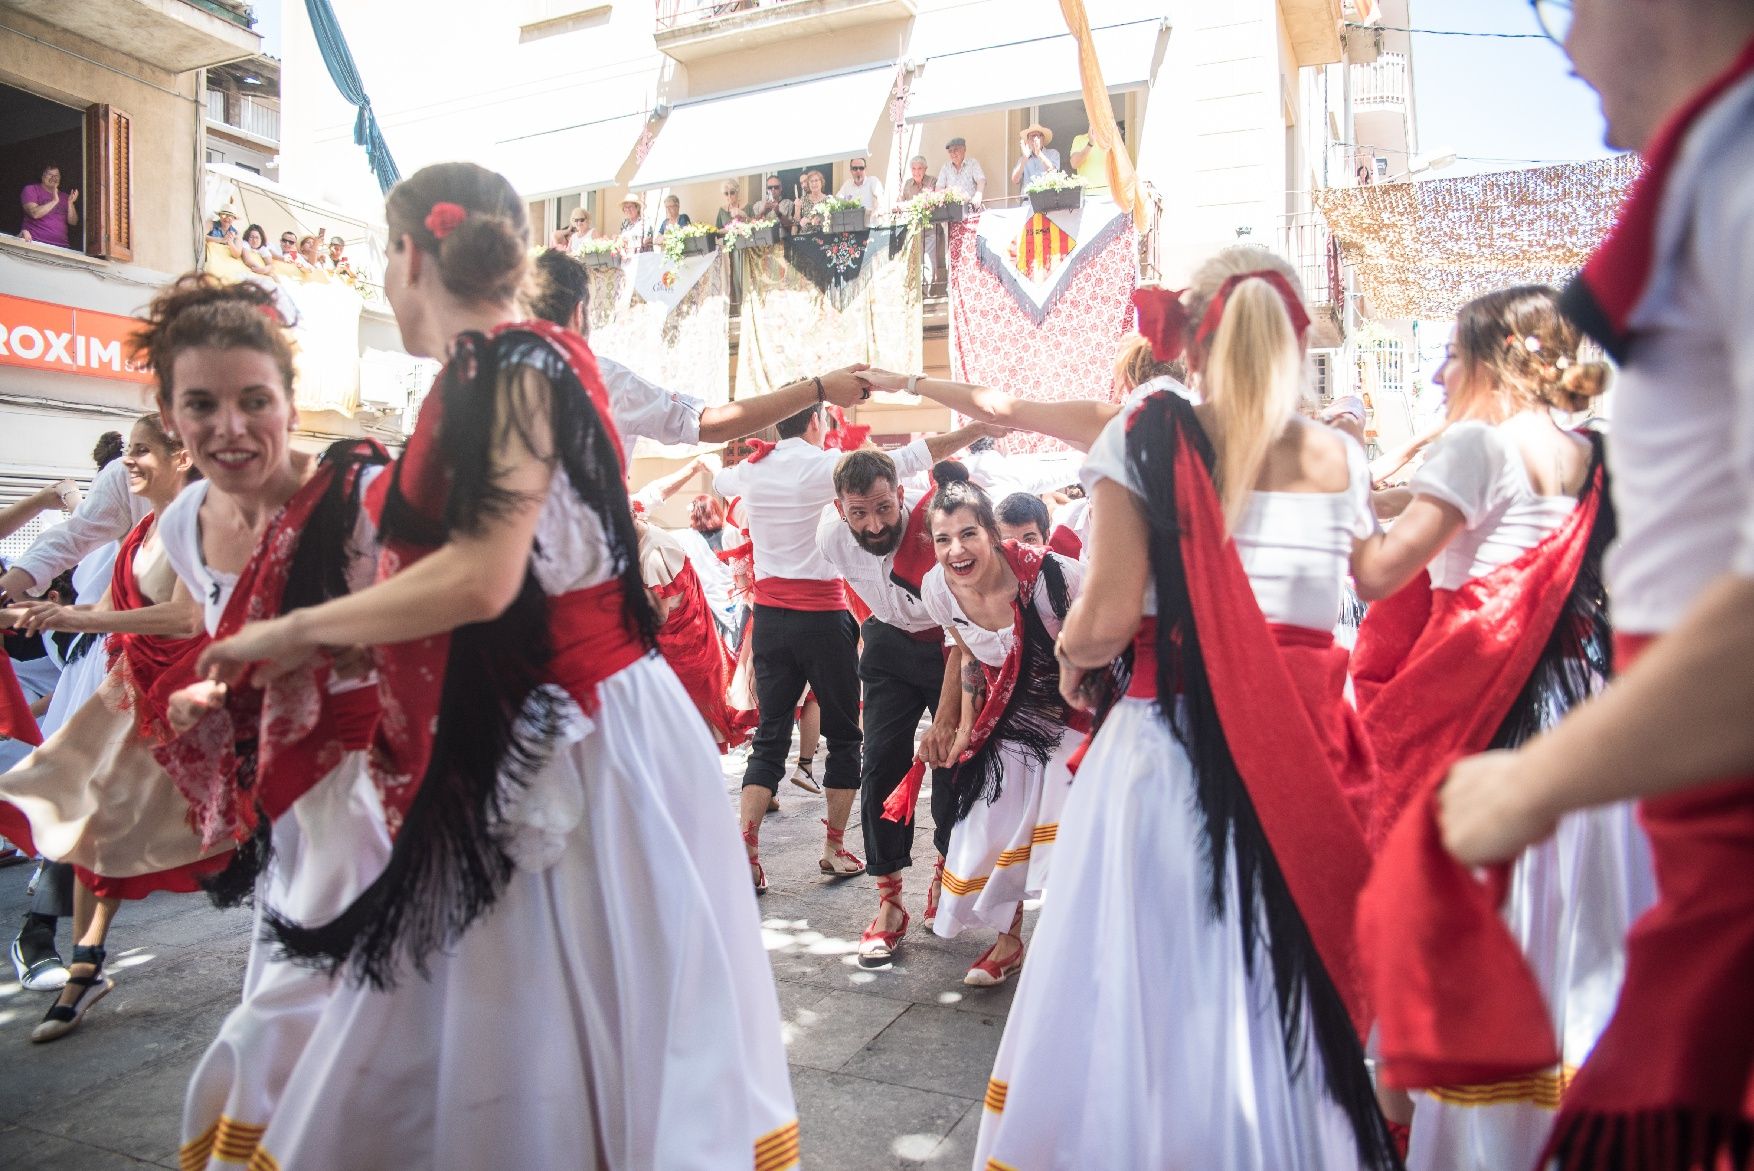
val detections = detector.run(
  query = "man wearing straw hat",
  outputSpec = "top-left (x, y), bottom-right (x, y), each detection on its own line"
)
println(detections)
top-left (1010, 122), bottom-right (1061, 188)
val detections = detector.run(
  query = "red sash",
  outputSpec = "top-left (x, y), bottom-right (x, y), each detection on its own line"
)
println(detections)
top-left (0, 652), bottom-right (40, 747)
top-left (369, 319), bottom-right (627, 831)
top-left (651, 561), bottom-right (752, 751)
top-left (107, 514), bottom-right (209, 745)
top-left (1158, 430), bottom-right (1376, 1034)
top-left (751, 575), bottom-right (848, 611)
top-left (156, 455), bottom-right (382, 847)
top-left (1539, 633), bottom-right (1754, 1166)
top-left (1353, 466), bottom-right (1605, 1090)
top-left (545, 579), bottom-right (648, 711)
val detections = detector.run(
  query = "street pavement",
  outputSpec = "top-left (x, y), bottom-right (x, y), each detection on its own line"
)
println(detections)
top-left (0, 738), bottom-right (1027, 1169)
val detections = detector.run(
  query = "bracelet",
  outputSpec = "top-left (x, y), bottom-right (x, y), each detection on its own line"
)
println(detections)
top-left (813, 376), bottom-right (826, 403)
top-left (907, 373), bottom-right (922, 395)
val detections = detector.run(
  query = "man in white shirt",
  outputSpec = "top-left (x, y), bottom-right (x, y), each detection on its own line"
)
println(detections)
top-left (836, 157), bottom-right (885, 216)
top-left (936, 137), bottom-right (986, 207)
top-left (818, 447), bottom-right (964, 966)
top-left (715, 405), bottom-right (993, 892)
top-left (0, 458), bottom-right (148, 601)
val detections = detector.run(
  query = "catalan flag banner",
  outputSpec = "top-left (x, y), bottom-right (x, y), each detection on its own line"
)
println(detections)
top-left (1011, 213), bottom-right (1075, 281)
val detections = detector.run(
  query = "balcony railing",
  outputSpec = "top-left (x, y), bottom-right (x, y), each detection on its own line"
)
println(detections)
top-left (654, 0), bottom-right (764, 32)
top-left (205, 90), bottom-right (281, 142)
top-left (1280, 211), bottom-right (1344, 311)
top-left (653, 0), bottom-right (915, 58)
top-left (1352, 51), bottom-right (1407, 110)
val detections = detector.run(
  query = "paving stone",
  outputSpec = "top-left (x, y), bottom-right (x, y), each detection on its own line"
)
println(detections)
top-left (838, 1002), bottom-right (1007, 1101)
top-left (791, 1067), bottom-right (976, 1171)
top-left (780, 986), bottom-right (909, 1072)
top-left (0, 1122), bottom-right (169, 1170)
top-left (908, 1099), bottom-right (985, 1169)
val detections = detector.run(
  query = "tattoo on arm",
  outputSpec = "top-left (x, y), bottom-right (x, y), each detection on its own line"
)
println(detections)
top-left (960, 658), bottom-right (984, 696)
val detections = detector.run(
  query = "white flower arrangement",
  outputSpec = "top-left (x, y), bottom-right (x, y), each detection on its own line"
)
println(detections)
top-left (660, 221), bottom-right (718, 264)
top-left (721, 217), bottom-right (779, 245)
top-left (1022, 170), bottom-right (1088, 196)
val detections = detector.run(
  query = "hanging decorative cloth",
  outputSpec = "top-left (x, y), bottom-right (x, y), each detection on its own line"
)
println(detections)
top-left (1009, 212), bottom-right (1075, 281)
top-left (782, 226), bottom-right (911, 308)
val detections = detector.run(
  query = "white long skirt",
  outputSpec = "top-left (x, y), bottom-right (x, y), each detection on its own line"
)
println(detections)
top-left (1406, 800), bottom-right (1655, 1171)
top-left (933, 736), bottom-right (1075, 939)
top-left (181, 749), bottom-right (390, 1171)
top-left (974, 696), bottom-right (1366, 1170)
top-left (212, 656), bottom-right (797, 1171)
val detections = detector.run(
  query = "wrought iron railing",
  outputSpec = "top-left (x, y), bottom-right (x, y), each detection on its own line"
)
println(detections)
top-left (1352, 51), bottom-right (1407, 109)
top-left (654, 0), bottom-right (768, 33)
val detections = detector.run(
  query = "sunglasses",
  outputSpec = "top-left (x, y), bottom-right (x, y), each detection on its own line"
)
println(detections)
top-left (571, 217), bottom-right (588, 223)
top-left (850, 165), bottom-right (866, 172)
top-left (766, 184), bottom-right (781, 191)
top-left (280, 238), bottom-right (296, 246)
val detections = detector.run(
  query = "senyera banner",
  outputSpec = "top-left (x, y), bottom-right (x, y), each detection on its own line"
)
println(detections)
top-left (0, 293), bottom-right (152, 384)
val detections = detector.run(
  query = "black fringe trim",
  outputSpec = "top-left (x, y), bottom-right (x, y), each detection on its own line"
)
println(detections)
top-left (1125, 392), bottom-right (1402, 1171)
top-left (262, 328), bottom-right (656, 989)
top-left (1547, 1107), bottom-right (1753, 1171)
top-left (1487, 432), bottom-right (1615, 752)
top-left (199, 439), bottom-right (388, 911)
top-left (945, 554), bottom-right (1075, 826)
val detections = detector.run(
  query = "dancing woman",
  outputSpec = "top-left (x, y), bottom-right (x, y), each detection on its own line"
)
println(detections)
top-left (975, 248), bottom-right (1397, 1169)
top-left (195, 162), bottom-right (796, 1170)
top-left (911, 462), bottom-right (1085, 988)
top-left (1347, 288), bottom-right (1649, 1171)
top-left (0, 413), bottom-right (228, 1043)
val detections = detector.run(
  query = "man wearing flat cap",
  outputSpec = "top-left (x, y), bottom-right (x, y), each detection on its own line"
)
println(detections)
top-left (1010, 122), bottom-right (1061, 188)
top-left (936, 137), bottom-right (986, 208)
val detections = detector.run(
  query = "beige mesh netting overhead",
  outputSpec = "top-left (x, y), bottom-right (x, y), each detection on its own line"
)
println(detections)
top-left (1315, 155), bottom-right (1640, 320)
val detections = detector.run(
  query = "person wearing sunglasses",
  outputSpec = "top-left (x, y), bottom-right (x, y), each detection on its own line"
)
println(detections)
top-left (1427, 3), bottom-right (1754, 1170)
top-left (835, 155), bottom-right (885, 216)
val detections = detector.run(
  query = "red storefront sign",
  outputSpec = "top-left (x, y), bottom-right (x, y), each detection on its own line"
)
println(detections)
top-left (0, 293), bottom-right (152, 383)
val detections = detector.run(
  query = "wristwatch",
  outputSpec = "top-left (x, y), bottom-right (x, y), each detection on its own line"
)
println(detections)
top-left (906, 373), bottom-right (922, 395)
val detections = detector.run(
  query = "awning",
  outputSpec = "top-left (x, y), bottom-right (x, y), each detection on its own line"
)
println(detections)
top-left (905, 19), bottom-right (1166, 123)
top-left (494, 112), bottom-right (650, 200)
top-left (631, 67), bottom-right (895, 191)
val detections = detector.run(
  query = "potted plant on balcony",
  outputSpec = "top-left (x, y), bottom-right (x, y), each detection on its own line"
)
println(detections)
top-left (900, 188), bottom-right (967, 234)
top-left (722, 216), bottom-right (780, 250)
top-left (1023, 171), bottom-right (1086, 215)
top-left (577, 236), bottom-right (621, 269)
top-left (662, 221), bottom-right (719, 263)
top-left (817, 195), bottom-right (867, 234)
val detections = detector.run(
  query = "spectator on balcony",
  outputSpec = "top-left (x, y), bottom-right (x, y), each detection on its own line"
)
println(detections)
top-left (1010, 123), bottom-right (1061, 188)
top-left (795, 170), bottom-right (830, 230)
top-left (327, 235), bottom-right (356, 277)
top-left (716, 181), bottom-right (749, 229)
top-left (1069, 128), bottom-right (1108, 191)
top-left (232, 223), bottom-right (276, 275)
top-left (278, 230), bottom-right (299, 262)
top-left (205, 204), bottom-right (237, 242)
top-left (293, 234), bottom-right (326, 273)
top-left (836, 156), bottom-right (885, 215)
top-left (937, 137), bottom-right (986, 208)
top-left (617, 194), bottom-right (650, 251)
top-left (749, 176), bottom-right (787, 227)
top-left (655, 193), bottom-right (692, 239)
top-left (19, 164), bottom-right (77, 248)
top-left (901, 155), bottom-right (942, 286)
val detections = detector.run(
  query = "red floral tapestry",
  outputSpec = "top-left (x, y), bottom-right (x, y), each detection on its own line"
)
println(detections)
top-left (947, 204), bottom-right (1138, 455)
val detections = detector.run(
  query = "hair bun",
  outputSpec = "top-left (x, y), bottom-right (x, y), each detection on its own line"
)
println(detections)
top-left (436, 213), bottom-right (527, 304)
top-left (1557, 360), bottom-right (1610, 409)
top-left (932, 459), bottom-right (971, 488)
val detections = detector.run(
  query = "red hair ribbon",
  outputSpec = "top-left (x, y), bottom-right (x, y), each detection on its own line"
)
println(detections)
top-left (1132, 270), bottom-right (1312, 363)
top-left (425, 202), bottom-right (466, 240)
top-left (822, 405), bottom-right (871, 452)
top-left (1195, 270), bottom-right (1311, 350)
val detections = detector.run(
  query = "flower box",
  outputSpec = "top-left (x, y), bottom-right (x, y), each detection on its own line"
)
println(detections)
top-left (828, 207), bottom-right (867, 233)
top-left (730, 223), bottom-right (779, 250)
top-left (1027, 186), bottom-right (1084, 215)
top-left (679, 231), bottom-right (718, 257)
top-left (929, 201), bottom-right (967, 224)
top-left (581, 250), bottom-right (620, 269)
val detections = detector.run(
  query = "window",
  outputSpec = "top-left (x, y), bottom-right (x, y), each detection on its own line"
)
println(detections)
top-left (1, 84), bottom-right (85, 251)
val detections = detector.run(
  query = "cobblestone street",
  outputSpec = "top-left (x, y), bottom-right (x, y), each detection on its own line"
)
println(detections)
top-left (0, 741), bottom-right (1025, 1170)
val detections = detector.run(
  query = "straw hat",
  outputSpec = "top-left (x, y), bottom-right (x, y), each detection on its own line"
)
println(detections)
top-left (1022, 123), bottom-right (1053, 145)
top-left (619, 193), bottom-right (644, 210)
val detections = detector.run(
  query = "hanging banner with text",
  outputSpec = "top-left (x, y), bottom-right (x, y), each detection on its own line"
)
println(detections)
top-left (0, 294), bottom-right (152, 384)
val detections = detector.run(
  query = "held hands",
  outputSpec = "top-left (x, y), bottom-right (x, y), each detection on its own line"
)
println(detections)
top-left (167, 679), bottom-right (228, 734)
top-left (917, 716), bottom-right (960, 768)
top-left (817, 363), bottom-right (874, 407)
top-left (4, 601), bottom-right (74, 637)
top-left (853, 368), bottom-right (910, 394)
top-left (195, 614), bottom-right (318, 689)
top-left (1438, 749), bottom-right (1560, 866)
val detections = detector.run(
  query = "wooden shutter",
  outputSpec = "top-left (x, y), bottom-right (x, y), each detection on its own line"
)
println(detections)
top-left (83, 104), bottom-right (133, 263)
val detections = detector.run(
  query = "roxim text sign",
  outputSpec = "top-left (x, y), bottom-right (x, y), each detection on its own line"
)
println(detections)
top-left (0, 293), bottom-right (152, 384)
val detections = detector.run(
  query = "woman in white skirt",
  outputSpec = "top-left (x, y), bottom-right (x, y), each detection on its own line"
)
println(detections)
top-left (976, 248), bottom-right (1399, 1170)
top-left (195, 163), bottom-right (797, 1171)
top-left (918, 461), bottom-right (1085, 988)
top-left (1347, 286), bottom-right (1654, 1171)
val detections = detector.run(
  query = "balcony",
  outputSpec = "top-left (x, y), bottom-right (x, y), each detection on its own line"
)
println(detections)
top-left (0, 0), bottom-right (259, 73)
top-left (1280, 0), bottom-right (1343, 67)
top-left (653, 0), bottom-right (916, 63)
top-left (206, 90), bottom-right (281, 144)
top-left (1352, 51), bottom-right (1407, 110)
